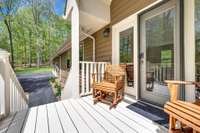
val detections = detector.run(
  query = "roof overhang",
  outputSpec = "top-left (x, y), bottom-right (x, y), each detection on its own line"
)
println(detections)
top-left (64, 0), bottom-right (111, 35)
top-left (52, 0), bottom-right (112, 60)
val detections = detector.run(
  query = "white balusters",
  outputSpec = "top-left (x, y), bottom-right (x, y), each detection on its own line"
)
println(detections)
top-left (86, 63), bottom-right (90, 94)
top-left (8, 64), bottom-right (28, 113)
top-left (90, 63), bottom-right (94, 93)
top-left (81, 62), bottom-right (85, 96)
top-left (79, 61), bottom-right (109, 97)
top-left (153, 63), bottom-right (172, 84)
top-left (0, 50), bottom-right (28, 118)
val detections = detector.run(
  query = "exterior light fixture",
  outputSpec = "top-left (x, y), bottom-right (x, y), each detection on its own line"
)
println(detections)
top-left (103, 27), bottom-right (110, 37)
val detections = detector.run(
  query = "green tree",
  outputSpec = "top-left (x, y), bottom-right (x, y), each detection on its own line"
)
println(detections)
top-left (0, 0), bottom-right (22, 67)
top-left (0, 0), bottom-right (71, 67)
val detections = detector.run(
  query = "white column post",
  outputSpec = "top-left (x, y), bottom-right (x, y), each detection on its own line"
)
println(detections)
top-left (184, 0), bottom-right (196, 102)
top-left (61, 0), bottom-right (80, 99)
top-left (71, 1), bottom-right (80, 98)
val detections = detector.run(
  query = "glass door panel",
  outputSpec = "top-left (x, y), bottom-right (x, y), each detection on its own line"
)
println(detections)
top-left (119, 27), bottom-right (134, 95)
top-left (140, 2), bottom-right (178, 106)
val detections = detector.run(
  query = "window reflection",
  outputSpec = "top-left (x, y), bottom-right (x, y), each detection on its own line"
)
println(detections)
top-left (120, 27), bottom-right (134, 87)
top-left (145, 8), bottom-right (175, 91)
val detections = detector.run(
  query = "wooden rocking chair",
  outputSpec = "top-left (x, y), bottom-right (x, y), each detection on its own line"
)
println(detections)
top-left (92, 64), bottom-right (126, 109)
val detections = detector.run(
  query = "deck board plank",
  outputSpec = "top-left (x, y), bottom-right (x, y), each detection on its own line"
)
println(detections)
top-left (69, 99), bottom-right (107, 133)
top-left (82, 97), bottom-right (137, 133)
top-left (22, 107), bottom-right (38, 133)
top-left (7, 109), bottom-right (28, 133)
top-left (0, 113), bottom-right (16, 133)
top-left (20, 96), bottom-right (167, 133)
top-left (47, 103), bottom-right (64, 133)
top-left (62, 100), bottom-right (93, 133)
top-left (118, 100), bottom-right (168, 132)
top-left (35, 105), bottom-right (49, 133)
top-left (54, 101), bottom-right (78, 133)
top-left (77, 99), bottom-right (122, 133)
top-left (87, 96), bottom-right (167, 133)
top-left (85, 97), bottom-right (152, 133)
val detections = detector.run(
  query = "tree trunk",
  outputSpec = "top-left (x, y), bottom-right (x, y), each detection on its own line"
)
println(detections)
top-left (4, 20), bottom-right (14, 68)
top-left (29, 32), bottom-right (32, 67)
top-left (23, 31), bottom-right (27, 67)
top-left (36, 38), bottom-right (40, 67)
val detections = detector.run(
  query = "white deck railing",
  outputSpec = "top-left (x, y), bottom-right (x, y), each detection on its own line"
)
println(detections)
top-left (0, 50), bottom-right (28, 119)
top-left (52, 64), bottom-right (59, 77)
top-left (79, 61), bottom-right (109, 96)
top-left (9, 64), bottom-right (28, 113)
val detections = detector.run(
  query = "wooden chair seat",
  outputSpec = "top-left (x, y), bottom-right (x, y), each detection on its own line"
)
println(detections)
top-left (93, 81), bottom-right (119, 91)
top-left (164, 101), bottom-right (200, 132)
top-left (164, 80), bottom-right (200, 133)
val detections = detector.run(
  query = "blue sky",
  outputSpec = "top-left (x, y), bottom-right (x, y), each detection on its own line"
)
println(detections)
top-left (54, 0), bottom-right (66, 16)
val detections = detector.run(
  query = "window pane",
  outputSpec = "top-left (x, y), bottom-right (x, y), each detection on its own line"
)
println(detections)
top-left (144, 8), bottom-right (175, 104)
top-left (146, 8), bottom-right (175, 88)
top-left (119, 27), bottom-right (134, 87)
top-left (120, 27), bottom-right (133, 63)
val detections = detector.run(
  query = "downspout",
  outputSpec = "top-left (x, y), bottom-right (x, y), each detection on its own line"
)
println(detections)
top-left (81, 31), bottom-right (96, 62)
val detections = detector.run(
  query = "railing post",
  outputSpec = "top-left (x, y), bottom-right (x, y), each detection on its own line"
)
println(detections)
top-left (0, 50), bottom-right (10, 117)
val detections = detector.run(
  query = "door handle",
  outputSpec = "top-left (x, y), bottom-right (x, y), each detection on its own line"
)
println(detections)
top-left (139, 53), bottom-right (144, 63)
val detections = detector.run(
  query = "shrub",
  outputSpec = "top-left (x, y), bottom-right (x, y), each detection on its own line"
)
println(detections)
top-left (49, 77), bottom-right (56, 83)
top-left (54, 81), bottom-right (61, 96)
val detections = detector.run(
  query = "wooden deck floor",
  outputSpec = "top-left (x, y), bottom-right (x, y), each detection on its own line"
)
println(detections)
top-left (22, 96), bottom-right (167, 133)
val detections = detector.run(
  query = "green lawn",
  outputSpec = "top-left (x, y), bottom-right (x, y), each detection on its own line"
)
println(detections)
top-left (15, 66), bottom-right (53, 75)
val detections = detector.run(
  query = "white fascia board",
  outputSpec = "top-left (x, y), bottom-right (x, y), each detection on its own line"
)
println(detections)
top-left (63, 0), bottom-right (73, 20)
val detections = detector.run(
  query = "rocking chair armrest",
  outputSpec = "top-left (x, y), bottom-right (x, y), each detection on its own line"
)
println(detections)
top-left (165, 80), bottom-right (193, 85)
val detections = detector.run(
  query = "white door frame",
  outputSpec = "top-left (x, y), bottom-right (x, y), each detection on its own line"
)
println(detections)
top-left (112, 17), bottom-right (137, 96)
top-left (184, 0), bottom-right (196, 102)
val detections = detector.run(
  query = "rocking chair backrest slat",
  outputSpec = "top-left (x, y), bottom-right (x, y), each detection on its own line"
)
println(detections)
top-left (104, 64), bottom-right (126, 83)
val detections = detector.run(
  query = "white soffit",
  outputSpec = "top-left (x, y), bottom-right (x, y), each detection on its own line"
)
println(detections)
top-left (79, 0), bottom-right (111, 34)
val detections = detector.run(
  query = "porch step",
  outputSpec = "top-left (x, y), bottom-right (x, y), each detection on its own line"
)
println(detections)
top-left (0, 109), bottom-right (28, 133)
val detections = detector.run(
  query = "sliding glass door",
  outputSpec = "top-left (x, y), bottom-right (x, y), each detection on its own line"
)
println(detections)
top-left (140, 0), bottom-right (180, 106)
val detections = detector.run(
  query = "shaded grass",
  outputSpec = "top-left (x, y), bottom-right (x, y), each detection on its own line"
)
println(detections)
top-left (15, 66), bottom-right (53, 75)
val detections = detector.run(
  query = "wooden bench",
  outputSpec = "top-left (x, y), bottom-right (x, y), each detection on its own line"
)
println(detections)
top-left (92, 64), bottom-right (125, 109)
top-left (164, 80), bottom-right (200, 133)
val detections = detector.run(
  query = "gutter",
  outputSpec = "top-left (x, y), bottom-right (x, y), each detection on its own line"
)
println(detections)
top-left (81, 31), bottom-right (96, 62)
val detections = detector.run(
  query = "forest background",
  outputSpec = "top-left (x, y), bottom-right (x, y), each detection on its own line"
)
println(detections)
top-left (0, 0), bottom-right (70, 68)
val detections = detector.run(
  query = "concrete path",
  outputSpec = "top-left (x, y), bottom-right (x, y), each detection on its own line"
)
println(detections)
top-left (17, 73), bottom-right (57, 107)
